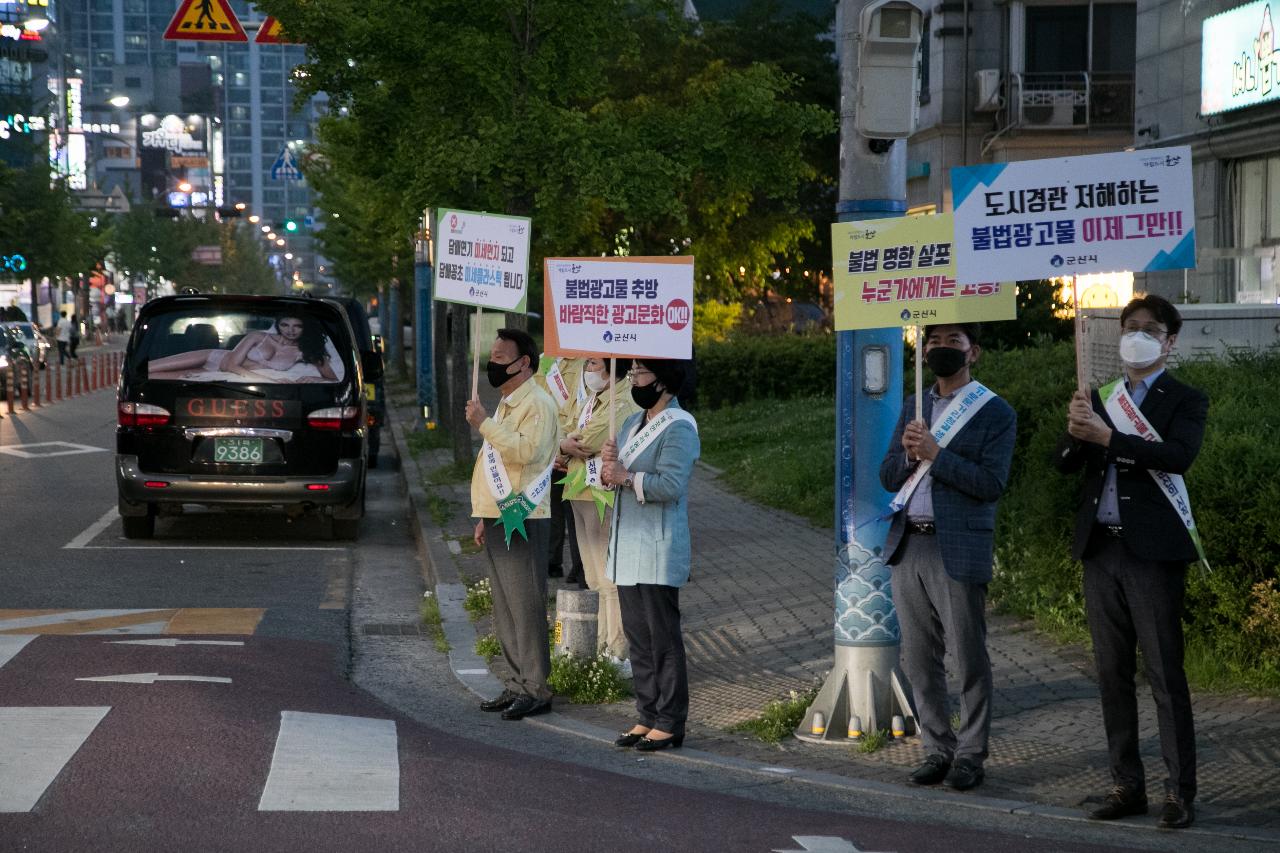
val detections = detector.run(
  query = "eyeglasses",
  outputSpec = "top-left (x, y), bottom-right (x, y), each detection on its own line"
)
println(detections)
top-left (1121, 323), bottom-right (1168, 338)
top-left (626, 369), bottom-right (655, 381)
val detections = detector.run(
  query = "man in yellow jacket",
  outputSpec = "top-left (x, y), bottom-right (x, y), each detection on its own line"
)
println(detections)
top-left (466, 328), bottom-right (559, 720)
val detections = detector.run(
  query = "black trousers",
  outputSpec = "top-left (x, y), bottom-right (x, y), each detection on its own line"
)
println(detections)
top-left (1083, 534), bottom-right (1196, 801)
top-left (548, 480), bottom-right (583, 575)
top-left (618, 584), bottom-right (688, 732)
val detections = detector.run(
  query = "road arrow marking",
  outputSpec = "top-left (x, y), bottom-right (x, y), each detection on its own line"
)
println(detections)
top-left (76, 673), bottom-right (232, 684)
top-left (774, 837), bottom-right (892, 853)
top-left (109, 639), bottom-right (245, 647)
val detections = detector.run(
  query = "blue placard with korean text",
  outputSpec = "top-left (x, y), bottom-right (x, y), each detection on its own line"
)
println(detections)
top-left (950, 146), bottom-right (1195, 284)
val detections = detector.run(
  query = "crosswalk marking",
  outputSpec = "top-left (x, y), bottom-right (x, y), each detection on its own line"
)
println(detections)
top-left (0, 707), bottom-right (111, 813)
top-left (0, 609), bottom-right (265, 636)
top-left (258, 711), bottom-right (399, 812)
top-left (0, 636), bottom-right (35, 671)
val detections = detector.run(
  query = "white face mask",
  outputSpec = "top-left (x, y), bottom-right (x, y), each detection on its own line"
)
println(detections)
top-left (1118, 331), bottom-right (1165, 368)
top-left (583, 369), bottom-right (609, 393)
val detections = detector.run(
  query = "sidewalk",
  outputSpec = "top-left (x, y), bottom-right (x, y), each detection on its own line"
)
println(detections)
top-left (388, 388), bottom-right (1280, 838)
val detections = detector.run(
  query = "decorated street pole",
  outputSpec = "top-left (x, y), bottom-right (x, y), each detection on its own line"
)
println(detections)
top-left (414, 211), bottom-right (436, 423)
top-left (797, 0), bottom-right (920, 744)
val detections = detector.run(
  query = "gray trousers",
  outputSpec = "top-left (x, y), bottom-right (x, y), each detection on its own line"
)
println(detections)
top-left (484, 517), bottom-right (552, 701)
top-left (893, 533), bottom-right (992, 764)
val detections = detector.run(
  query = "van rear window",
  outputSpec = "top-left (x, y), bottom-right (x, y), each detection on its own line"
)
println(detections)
top-left (133, 307), bottom-right (350, 385)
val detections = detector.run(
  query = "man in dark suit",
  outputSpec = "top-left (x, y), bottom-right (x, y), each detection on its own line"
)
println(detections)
top-left (881, 322), bottom-right (1017, 792)
top-left (1054, 294), bottom-right (1207, 830)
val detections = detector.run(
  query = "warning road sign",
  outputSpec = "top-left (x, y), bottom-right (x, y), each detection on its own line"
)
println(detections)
top-left (163, 0), bottom-right (248, 43)
top-left (255, 16), bottom-right (298, 45)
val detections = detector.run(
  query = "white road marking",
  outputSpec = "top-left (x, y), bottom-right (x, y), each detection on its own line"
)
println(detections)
top-left (258, 711), bottom-right (399, 812)
top-left (774, 838), bottom-right (889, 853)
top-left (109, 639), bottom-right (244, 647)
top-left (0, 707), bottom-right (112, 813)
top-left (0, 636), bottom-right (35, 671)
top-left (455, 668), bottom-right (490, 676)
top-left (75, 673), bottom-right (232, 684)
top-left (63, 507), bottom-right (120, 549)
top-left (82, 621), bottom-right (172, 635)
top-left (75, 546), bottom-right (345, 551)
top-left (0, 442), bottom-right (110, 459)
top-left (0, 610), bottom-right (170, 632)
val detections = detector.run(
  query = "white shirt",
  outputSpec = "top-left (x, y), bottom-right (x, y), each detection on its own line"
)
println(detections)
top-left (56, 317), bottom-right (72, 343)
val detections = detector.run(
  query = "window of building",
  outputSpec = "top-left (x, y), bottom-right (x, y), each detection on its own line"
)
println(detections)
top-left (263, 189), bottom-right (284, 205)
top-left (125, 76), bottom-right (143, 88)
top-left (125, 34), bottom-right (148, 49)
top-left (96, 69), bottom-right (114, 84)
top-left (229, 106), bottom-right (250, 120)
top-left (229, 121), bottom-right (252, 137)
top-left (124, 16), bottom-right (148, 31)
top-left (260, 53), bottom-right (283, 70)
top-left (228, 155), bottom-right (253, 172)
top-left (228, 171), bottom-right (253, 187)
top-left (227, 52), bottom-right (248, 71)
top-left (228, 139), bottom-right (251, 153)
top-left (1233, 155), bottom-right (1280, 303)
top-left (125, 53), bottom-right (149, 67)
top-left (124, 0), bottom-right (146, 12)
top-left (227, 88), bottom-right (250, 103)
top-left (1022, 2), bottom-right (1135, 74)
top-left (91, 33), bottom-right (114, 50)
top-left (232, 71), bottom-right (249, 87)
top-left (260, 73), bottom-right (283, 89)
top-left (261, 90), bottom-right (284, 105)
top-left (261, 122), bottom-right (284, 139)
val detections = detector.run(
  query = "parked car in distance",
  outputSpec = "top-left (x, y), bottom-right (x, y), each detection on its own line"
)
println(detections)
top-left (116, 293), bottom-right (376, 540)
top-left (0, 326), bottom-right (35, 401)
top-left (2, 321), bottom-right (50, 369)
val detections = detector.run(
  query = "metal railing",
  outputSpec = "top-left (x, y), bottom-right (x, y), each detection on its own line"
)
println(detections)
top-left (1009, 71), bottom-right (1134, 130)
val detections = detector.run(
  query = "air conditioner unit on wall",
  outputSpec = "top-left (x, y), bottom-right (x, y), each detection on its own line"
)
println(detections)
top-left (1020, 91), bottom-right (1085, 128)
top-left (973, 69), bottom-right (1001, 112)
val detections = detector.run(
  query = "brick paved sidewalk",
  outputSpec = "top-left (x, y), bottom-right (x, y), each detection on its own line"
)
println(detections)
top-left (392, 393), bottom-right (1280, 832)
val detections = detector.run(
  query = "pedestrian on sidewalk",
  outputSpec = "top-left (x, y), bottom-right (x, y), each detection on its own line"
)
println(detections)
top-left (467, 328), bottom-right (560, 722)
top-left (69, 315), bottom-right (81, 360)
top-left (602, 358), bottom-right (699, 752)
top-left (558, 356), bottom-right (640, 674)
top-left (1054, 295), bottom-right (1206, 830)
top-left (55, 311), bottom-right (71, 365)
top-left (536, 355), bottom-right (586, 583)
top-left (880, 323), bottom-right (1016, 792)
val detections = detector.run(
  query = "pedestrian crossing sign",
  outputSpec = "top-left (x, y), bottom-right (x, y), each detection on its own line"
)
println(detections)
top-left (270, 147), bottom-right (303, 181)
top-left (255, 16), bottom-right (298, 44)
top-left (164, 0), bottom-right (248, 42)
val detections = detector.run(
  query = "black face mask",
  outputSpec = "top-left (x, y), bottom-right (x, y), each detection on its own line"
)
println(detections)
top-left (631, 382), bottom-right (664, 410)
top-left (485, 358), bottom-right (520, 388)
top-left (925, 346), bottom-right (968, 378)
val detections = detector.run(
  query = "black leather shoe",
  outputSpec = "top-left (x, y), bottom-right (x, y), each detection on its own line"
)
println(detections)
top-left (1157, 794), bottom-right (1194, 829)
top-left (548, 565), bottom-right (564, 578)
top-left (908, 754), bottom-right (951, 785)
top-left (615, 730), bottom-right (649, 748)
top-left (1086, 786), bottom-right (1149, 820)
top-left (944, 758), bottom-right (984, 791)
top-left (479, 690), bottom-right (518, 712)
top-left (635, 733), bottom-right (684, 751)
top-left (501, 695), bottom-right (551, 720)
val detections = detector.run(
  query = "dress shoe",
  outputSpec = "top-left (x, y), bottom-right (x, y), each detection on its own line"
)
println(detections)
top-left (1157, 794), bottom-right (1194, 829)
top-left (634, 732), bottom-right (683, 751)
top-left (908, 754), bottom-right (951, 785)
top-left (501, 695), bottom-right (551, 720)
top-left (548, 565), bottom-right (564, 578)
top-left (479, 690), bottom-right (518, 712)
top-left (614, 729), bottom-right (649, 748)
top-left (1086, 785), bottom-right (1148, 820)
top-left (944, 758), bottom-right (984, 791)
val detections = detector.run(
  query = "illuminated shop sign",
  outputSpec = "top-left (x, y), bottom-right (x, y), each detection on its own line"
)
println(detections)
top-left (1203, 0), bottom-right (1280, 114)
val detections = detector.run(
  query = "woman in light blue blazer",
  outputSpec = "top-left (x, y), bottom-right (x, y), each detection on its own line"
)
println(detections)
top-left (601, 358), bottom-right (699, 751)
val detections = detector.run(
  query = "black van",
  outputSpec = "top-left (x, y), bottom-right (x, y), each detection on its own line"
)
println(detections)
top-left (116, 294), bottom-right (373, 540)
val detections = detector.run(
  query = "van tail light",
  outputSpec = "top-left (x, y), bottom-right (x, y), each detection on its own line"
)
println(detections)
top-left (307, 406), bottom-right (360, 431)
top-left (119, 402), bottom-right (172, 428)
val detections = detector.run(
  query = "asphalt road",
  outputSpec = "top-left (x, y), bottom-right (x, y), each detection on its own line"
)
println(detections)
top-left (0, 388), bottom-right (1258, 852)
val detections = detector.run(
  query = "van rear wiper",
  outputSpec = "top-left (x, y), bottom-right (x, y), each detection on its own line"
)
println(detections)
top-left (169, 380), bottom-right (267, 398)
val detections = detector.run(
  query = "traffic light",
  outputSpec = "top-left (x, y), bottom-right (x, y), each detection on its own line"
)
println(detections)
top-left (284, 219), bottom-right (299, 233)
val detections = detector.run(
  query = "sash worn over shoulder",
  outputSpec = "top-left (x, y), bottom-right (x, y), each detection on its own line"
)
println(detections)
top-left (481, 406), bottom-right (552, 546)
top-left (1100, 378), bottom-right (1210, 571)
top-left (558, 393), bottom-right (616, 521)
top-left (889, 381), bottom-right (997, 513)
top-left (539, 356), bottom-right (573, 408)
top-left (619, 408), bottom-right (698, 468)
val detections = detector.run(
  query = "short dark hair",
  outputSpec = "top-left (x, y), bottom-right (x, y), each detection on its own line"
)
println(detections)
top-left (606, 356), bottom-right (633, 377)
top-left (59, 310), bottom-right (67, 317)
top-left (636, 358), bottom-right (694, 398)
top-left (923, 322), bottom-right (982, 347)
top-left (1120, 294), bottom-right (1182, 336)
top-left (496, 328), bottom-right (539, 372)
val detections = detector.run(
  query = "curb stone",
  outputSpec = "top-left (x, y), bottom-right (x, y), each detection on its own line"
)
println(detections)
top-left (382, 402), bottom-right (1280, 848)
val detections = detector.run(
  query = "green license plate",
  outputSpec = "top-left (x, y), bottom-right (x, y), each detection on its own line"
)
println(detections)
top-left (214, 437), bottom-right (264, 464)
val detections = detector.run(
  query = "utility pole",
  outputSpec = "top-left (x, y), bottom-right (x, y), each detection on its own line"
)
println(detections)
top-left (797, 0), bottom-right (919, 745)
top-left (414, 210), bottom-right (436, 424)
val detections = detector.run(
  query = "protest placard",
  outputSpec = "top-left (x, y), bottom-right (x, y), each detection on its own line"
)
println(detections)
top-left (433, 208), bottom-right (532, 312)
top-left (951, 145), bottom-right (1195, 285)
top-left (832, 213), bottom-right (1016, 331)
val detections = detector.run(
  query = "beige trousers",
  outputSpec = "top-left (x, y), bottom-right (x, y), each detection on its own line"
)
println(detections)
top-left (572, 501), bottom-right (628, 659)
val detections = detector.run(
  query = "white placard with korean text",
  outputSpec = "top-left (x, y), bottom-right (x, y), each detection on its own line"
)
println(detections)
top-left (951, 146), bottom-right (1195, 284)
top-left (433, 208), bottom-right (531, 312)
top-left (543, 257), bottom-right (693, 359)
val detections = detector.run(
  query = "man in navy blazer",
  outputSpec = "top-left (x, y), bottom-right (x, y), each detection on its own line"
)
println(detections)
top-left (1054, 295), bottom-right (1207, 830)
top-left (880, 322), bottom-right (1016, 791)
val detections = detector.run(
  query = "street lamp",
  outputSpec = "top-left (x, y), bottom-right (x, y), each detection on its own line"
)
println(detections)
top-left (107, 95), bottom-right (130, 108)
top-left (177, 181), bottom-right (193, 193)
top-left (276, 238), bottom-right (285, 246)
top-left (260, 225), bottom-right (270, 233)
top-left (248, 215), bottom-right (260, 224)
top-left (266, 231), bottom-right (277, 241)
top-left (234, 202), bottom-right (246, 211)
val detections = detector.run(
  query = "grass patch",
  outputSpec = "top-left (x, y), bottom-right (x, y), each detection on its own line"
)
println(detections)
top-left (448, 534), bottom-right (484, 556)
top-left (547, 652), bottom-right (632, 704)
top-left (424, 491), bottom-right (452, 526)
top-left (475, 633), bottom-right (501, 661)
top-left (428, 458), bottom-right (473, 485)
top-left (726, 688), bottom-right (818, 743)
top-left (463, 577), bottom-right (494, 621)
top-left (406, 425), bottom-right (451, 457)
top-left (419, 593), bottom-right (450, 653)
top-left (857, 728), bottom-right (889, 754)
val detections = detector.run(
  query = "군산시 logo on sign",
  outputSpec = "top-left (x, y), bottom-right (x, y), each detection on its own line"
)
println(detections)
top-left (666, 299), bottom-right (691, 331)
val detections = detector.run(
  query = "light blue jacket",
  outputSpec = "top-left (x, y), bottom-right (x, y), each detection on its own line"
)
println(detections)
top-left (606, 400), bottom-right (701, 588)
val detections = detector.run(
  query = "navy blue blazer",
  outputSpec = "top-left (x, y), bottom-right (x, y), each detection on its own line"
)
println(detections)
top-left (879, 388), bottom-right (1017, 584)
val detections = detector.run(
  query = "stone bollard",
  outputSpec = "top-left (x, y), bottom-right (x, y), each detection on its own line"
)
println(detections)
top-left (553, 587), bottom-right (600, 659)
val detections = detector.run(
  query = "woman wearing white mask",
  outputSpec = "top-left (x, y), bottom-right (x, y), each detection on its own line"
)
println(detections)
top-left (557, 356), bottom-right (640, 673)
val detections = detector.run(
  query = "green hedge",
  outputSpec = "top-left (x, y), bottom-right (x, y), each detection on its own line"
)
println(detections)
top-left (695, 334), bottom-right (836, 408)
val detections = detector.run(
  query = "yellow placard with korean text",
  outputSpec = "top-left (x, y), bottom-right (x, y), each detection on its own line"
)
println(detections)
top-left (833, 213), bottom-right (1016, 330)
